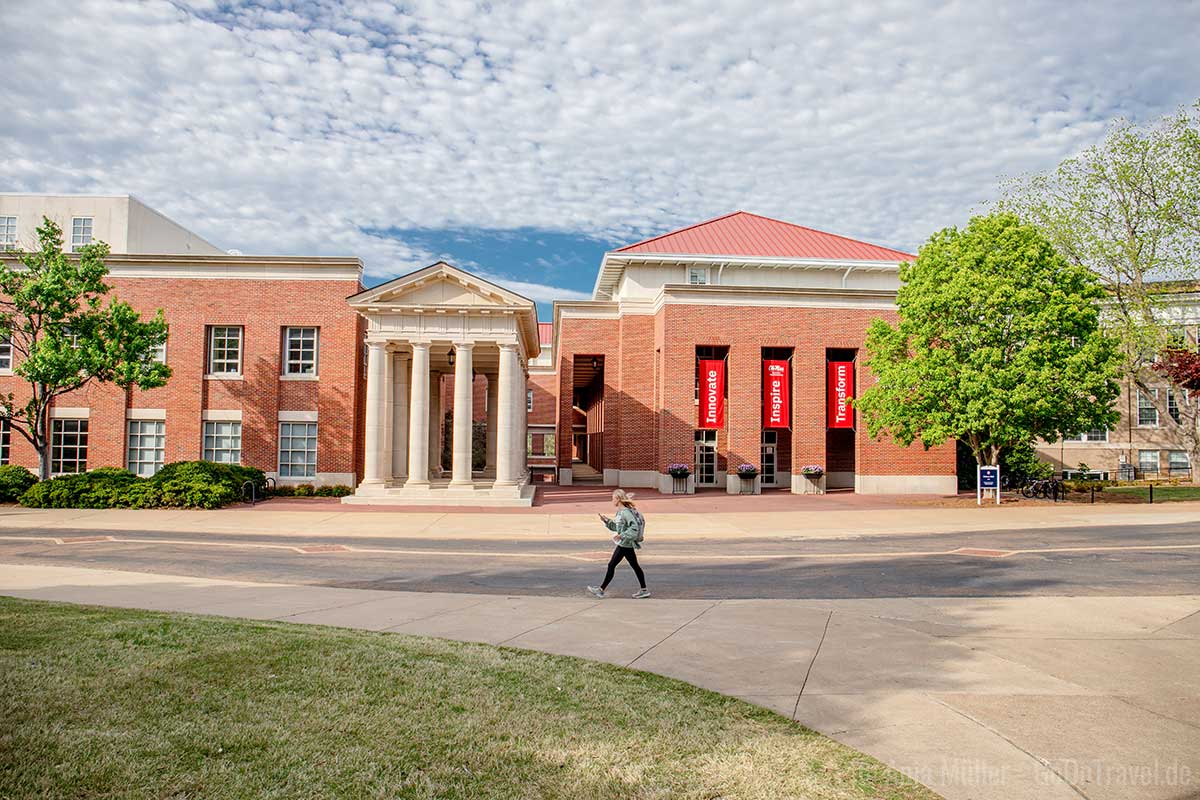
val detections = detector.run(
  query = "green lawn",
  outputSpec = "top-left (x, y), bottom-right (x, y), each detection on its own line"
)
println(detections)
top-left (0, 598), bottom-right (938, 800)
top-left (1101, 485), bottom-right (1200, 502)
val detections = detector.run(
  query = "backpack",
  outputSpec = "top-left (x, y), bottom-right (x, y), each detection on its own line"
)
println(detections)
top-left (630, 508), bottom-right (645, 543)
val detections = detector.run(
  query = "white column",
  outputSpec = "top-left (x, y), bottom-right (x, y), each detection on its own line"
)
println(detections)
top-left (405, 342), bottom-right (430, 487)
top-left (516, 365), bottom-right (528, 482)
top-left (429, 370), bottom-right (441, 476)
top-left (362, 341), bottom-right (392, 485)
top-left (450, 343), bottom-right (475, 486)
top-left (495, 343), bottom-right (518, 486)
top-left (485, 371), bottom-right (498, 471)
top-left (391, 351), bottom-right (409, 480)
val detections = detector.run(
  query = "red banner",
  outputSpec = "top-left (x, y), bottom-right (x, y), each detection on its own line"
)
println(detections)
top-left (827, 361), bottom-right (854, 429)
top-left (762, 359), bottom-right (790, 428)
top-left (698, 359), bottom-right (725, 429)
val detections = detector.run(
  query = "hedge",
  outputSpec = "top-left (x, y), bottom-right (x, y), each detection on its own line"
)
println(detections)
top-left (19, 461), bottom-right (267, 510)
top-left (0, 466), bottom-right (39, 503)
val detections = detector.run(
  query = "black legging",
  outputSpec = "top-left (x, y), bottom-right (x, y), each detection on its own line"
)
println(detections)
top-left (601, 545), bottom-right (645, 590)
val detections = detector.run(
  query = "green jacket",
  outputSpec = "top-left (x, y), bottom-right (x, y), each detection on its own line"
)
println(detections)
top-left (604, 506), bottom-right (644, 549)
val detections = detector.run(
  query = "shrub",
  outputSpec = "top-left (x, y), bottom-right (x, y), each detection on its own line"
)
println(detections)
top-left (20, 468), bottom-right (138, 509)
top-left (150, 461), bottom-right (266, 509)
top-left (0, 465), bottom-right (38, 502)
top-left (293, 484), bottom-right (316, 497)
top-left (271, 484), bottom-right (296, 497)
top-left (314, 484), bottom-right (354, 497)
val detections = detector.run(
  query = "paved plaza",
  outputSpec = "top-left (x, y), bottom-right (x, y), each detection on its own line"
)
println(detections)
top-left (2, 499), bottom-right (1198, 800)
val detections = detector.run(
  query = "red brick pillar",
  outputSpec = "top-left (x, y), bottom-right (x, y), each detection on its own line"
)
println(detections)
top-left (727, 344), bottom-right (760, 477)
top-left (792, 346), bottom-right (827, 485)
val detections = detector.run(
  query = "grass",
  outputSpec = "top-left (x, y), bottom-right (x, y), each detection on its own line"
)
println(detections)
top-left (0, 598), bottom-right (938, 800)
top-left (1098, 485), bottom-right (1200, 503)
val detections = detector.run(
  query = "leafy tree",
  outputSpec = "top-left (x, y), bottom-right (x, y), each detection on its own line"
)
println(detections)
top-left (1001, 102), bottom-right (1200, 466)
top-left (856, 212), bottom-right (1122, 466)
top-left (0, 218), bottom-right (170, 478)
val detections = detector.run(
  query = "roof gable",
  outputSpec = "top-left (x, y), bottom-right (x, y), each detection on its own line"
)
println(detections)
top-left (348, 261), bottom-right (535, 309)
top-left (615, 211), bottom-right (914, 261)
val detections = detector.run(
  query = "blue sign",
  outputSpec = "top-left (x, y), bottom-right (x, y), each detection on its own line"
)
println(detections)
top-left (979, 466), bottom-right (999, 489)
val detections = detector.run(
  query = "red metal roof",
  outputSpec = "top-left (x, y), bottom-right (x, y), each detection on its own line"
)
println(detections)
top-left (538, 322), bottom-right (553, 344)
top-left (615, 211), bottom-right (913, 261)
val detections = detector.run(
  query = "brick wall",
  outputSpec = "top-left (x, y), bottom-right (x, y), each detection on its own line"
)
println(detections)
top-left (554, 303), bottom-right (955, 482)
top-left (0, 275), bottom-right (364, 480)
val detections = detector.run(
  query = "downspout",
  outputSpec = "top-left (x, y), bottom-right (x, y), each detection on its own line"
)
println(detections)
top-left (717, 262), bottom-right (726, 285)
top-left (842, 265), bottom-right (855, 288)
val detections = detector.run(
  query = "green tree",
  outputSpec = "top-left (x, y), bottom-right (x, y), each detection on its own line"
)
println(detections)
top-left (1000, 102), bottom-right (1200, 468)
top-left (856, 212), bottom-right (1121, 466)
top-left (0, 218), bottom-right (170, 478)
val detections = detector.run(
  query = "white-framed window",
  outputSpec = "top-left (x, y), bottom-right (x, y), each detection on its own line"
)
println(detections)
top-left (0, 336), bottom-right (11, 372)
top-left (150, 332), bottom-right (167, 365)
top-left (0, 418), bottom-right (9, 464)
top-left (1137, 390), bottom-right (1158, 427)
top-left (126, 420), bottom-right (165, 477)
top-left (51, 418), bottom-right (88, 474)
top-left (0, 216), bottom-right (16, 251)
top-left (70, 217), bottom-right (93, 252)
top-left (526, 431), bottom-right (556, 457)
top-left (1138, 449), bottom-right (1160, 476)
top-left (207, 326), bottom-right (243, 375)
top-left (688, 266), bottom-right (709, 285)
top-left (278, 421), bottom-right (317, 477)
top-left (283, 326), bottom-right (319, 376)
top-left (1064, 428), bottom-right (1108, 442)
top-left (527, 389), bottom-right (533, 412)
top-left (1168, 450), bottom-right (1190, 476)
top-left (202, 421), bottom-right (242, 464)
top-left (1168, 388), bottom-right (1187, 424)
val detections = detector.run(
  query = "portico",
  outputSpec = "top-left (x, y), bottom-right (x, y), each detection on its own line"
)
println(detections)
top-left (343, 262), bottom-right (539, 506)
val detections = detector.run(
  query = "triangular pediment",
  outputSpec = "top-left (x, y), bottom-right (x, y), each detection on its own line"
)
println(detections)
top-left (349, 261), bottom-right (534, 310)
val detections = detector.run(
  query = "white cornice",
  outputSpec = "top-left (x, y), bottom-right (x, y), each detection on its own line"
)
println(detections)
top-left (651, 283), bottom-right (897, 313)
top-left (0, 253), bottom-right (363, 282)
top-left (592, 251), bottom-right (904, 299)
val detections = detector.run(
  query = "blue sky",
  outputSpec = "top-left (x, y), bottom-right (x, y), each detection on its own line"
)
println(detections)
top-left (2, 1), bottom-right (1199, 321)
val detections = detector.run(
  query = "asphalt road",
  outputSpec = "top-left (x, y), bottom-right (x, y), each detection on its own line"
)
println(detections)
top-left (1, 520), bottom-right (1198, 599)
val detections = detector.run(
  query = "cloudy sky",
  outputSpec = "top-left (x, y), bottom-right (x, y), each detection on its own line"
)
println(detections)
top-left (2, 1), bottom-right (1198, 315)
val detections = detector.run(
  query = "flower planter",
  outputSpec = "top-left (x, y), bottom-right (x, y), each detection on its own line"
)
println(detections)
top-left (800, 474), bottom-right (825, 495)
top-left (672, 475), bottom-right (689, 494)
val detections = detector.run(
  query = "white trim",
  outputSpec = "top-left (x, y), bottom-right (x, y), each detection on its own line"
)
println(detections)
top-left (49, 407), bottom-right (89, 419)
top-left (201, 409), bottom-right (242, 421)
top-left (204, 373), bottom-right (243, 381)
top-left (125, 408), bottom-right (166, 420)
top-left (279, 374), bottom-right (320, 382)
top-left (278, 410), bottom-right (318, 422)
top-left (267, 471), bottom-right (354, 487)
top-left (854, 475), bottom-right (958, 494)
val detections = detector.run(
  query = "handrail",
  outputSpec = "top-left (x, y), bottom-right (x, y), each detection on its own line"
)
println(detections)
top-left (242, 480), bottom-right (258, 506)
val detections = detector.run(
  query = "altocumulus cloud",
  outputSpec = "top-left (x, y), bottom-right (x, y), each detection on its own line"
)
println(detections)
top-left (1, 0), bottom-right (1197, 298)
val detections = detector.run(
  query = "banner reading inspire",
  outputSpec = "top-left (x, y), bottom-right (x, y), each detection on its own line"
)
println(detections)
top-left (762, 359), bottom-right (790, 428)
top-left (698, 359), bottom-right (725, 428)
top-left (827, 361), bottom-right (854, 429)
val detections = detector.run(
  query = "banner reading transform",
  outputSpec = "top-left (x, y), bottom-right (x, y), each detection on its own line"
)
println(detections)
top-left (827, 361), bottom-right (854, 429)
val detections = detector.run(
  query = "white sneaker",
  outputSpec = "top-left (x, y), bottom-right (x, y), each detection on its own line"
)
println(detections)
top-left (632, 588), bottom-right (651, 599)
top-left (587, 586), bottom-right (606, 598)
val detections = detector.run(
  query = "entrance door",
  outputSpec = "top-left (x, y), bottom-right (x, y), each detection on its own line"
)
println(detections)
top-left (760, 431), bottom-right (777, 487)
top-left (694, 430), bottom-right (718, 487)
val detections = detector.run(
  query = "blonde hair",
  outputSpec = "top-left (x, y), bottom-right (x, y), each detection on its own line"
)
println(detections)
top-left (612, 489), bottom-right (636, 508)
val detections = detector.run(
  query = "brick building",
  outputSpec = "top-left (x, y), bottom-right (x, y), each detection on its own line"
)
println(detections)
top-left (0, 195), bottom-right (365, 486)
top-left (1, 198), bottom-right (958, 500)
top-left (551, 212), bottom-right (957, 495)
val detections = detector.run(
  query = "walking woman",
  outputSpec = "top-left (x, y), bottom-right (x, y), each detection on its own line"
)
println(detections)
top-left (588, 489), bottom-right (650, 598)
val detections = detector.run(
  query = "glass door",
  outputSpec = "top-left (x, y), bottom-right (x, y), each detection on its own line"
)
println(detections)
top-left (760, 431), bottom-right (777, 487)
top-left (694, 430), bottom-right (718, 486)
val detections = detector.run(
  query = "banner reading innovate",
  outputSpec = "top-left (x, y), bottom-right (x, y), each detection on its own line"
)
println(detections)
top-left (762, 359), bottom-right (790, 428)
top-left (698, 359), bottom-right (725, 429)
top-left (827, 361), bottom-right (854, 429)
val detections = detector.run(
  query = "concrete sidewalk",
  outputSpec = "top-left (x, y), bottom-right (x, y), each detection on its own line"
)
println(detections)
top-left (1, 500), bottom-right (1198, 541)
top-left (3, 563), bottom-right (1197, 800)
